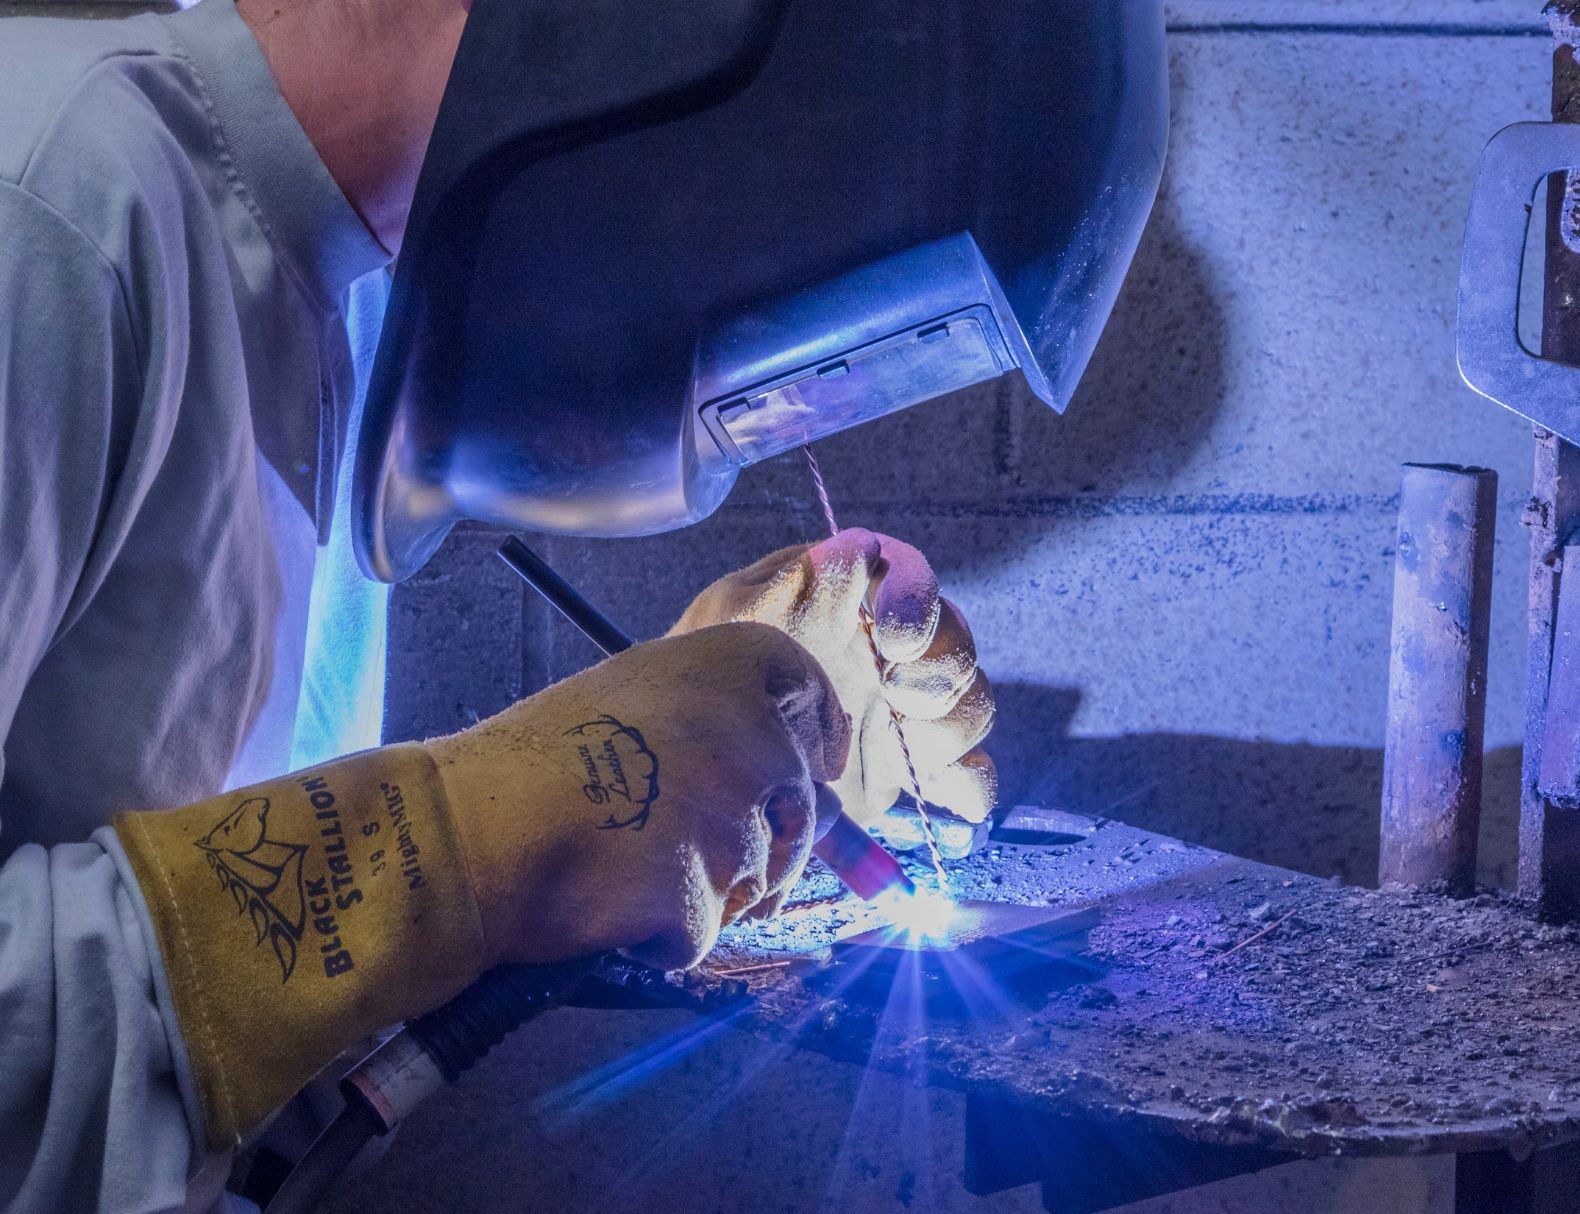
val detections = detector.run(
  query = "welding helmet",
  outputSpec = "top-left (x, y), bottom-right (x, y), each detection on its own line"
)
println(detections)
top-left (354, 0), bottom-right (1168, 582)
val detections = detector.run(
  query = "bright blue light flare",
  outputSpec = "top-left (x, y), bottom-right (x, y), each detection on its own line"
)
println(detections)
top-left (286, 270), bottom-right (392, 774)
top-left (870, 886), bottom-right (961, 944)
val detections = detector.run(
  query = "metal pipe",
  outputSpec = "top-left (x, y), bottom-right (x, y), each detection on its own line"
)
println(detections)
top-left (1380, 463), bottom-right (1497, 894)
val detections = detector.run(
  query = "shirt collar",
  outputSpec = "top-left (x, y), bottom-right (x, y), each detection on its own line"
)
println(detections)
top-left (165, 0), bottom-right (391, 311)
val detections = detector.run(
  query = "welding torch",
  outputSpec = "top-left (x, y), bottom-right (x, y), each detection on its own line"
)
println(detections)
top-left (496, 535), bottom-right (916, 902)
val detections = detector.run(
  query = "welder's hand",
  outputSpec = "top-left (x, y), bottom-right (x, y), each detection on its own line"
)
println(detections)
top-left (115, 623), bottom-right (845, 1149)
top-left (427, 622), bottom-right (850, 970)
top-left (673, 529), bottom-right (996, 828)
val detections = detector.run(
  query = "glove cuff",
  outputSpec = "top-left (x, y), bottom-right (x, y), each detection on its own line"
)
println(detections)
top-left (115, 743), bottom-right (486, 1148)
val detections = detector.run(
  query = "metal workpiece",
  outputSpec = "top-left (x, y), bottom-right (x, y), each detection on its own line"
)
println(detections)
top-left (1380, 463), bottom-right (1497, 895)
top-left (814, 902), bottom-right (1099, 1018)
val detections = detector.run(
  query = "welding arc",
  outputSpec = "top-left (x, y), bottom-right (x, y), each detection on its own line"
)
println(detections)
top-left (802, 446), bottom-right (953, 897)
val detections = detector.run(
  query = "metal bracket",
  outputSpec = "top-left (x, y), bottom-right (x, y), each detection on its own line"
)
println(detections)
top-left (1458, 122), bottom-right (1580, 440)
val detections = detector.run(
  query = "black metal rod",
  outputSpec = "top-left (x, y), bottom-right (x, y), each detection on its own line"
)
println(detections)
top-left (498, 535), bottom-right (635, 656)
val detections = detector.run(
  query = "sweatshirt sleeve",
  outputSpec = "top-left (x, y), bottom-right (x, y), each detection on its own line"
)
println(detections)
top-left (0, 181), bottom-right (139, 776)
top-left (0, 182), bottom-right (215, 1211)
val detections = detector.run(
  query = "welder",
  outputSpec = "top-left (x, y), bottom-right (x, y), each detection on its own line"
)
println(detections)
top-left (0, 1), bottom-right (1004, 1209)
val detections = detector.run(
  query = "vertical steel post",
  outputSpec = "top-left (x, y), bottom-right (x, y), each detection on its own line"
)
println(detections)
top-left (1381, 464), bottom-right (1497, 893)
top-left (1520, 5), bottom-right (1580, 920)
top-left (1537, 542), bottom-right (1580, 801)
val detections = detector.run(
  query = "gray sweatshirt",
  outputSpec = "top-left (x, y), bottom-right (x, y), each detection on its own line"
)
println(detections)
top-left (0, 1), bottom-right (393, 1208)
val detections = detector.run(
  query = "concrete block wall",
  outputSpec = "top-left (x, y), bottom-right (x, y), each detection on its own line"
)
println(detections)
top-left (351, 8), bottom-right (1553, 1214)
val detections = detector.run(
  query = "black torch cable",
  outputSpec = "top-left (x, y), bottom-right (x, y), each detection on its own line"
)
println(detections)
top-left (263, 958), bottom-right (601, 1214)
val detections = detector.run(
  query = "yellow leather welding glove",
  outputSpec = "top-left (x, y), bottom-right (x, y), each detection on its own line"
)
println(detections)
top-left (116, 622), bottom-right (847, 1149)
top-left (673, 528), bottom-right (996, 828)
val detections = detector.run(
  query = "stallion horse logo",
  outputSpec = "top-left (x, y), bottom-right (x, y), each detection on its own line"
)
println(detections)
top-left (195, 797), bottom-right (307, 982)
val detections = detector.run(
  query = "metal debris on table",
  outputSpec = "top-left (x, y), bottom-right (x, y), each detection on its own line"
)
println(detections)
top-left (698, 807), bottom-right (1580, 1171)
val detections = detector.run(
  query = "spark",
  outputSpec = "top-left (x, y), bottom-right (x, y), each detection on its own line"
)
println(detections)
top-left (871, 886), bottom-right (960, 943)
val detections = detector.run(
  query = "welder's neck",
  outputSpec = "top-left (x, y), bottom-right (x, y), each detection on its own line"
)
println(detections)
top-left (237, 0), bottom-right (470, 256)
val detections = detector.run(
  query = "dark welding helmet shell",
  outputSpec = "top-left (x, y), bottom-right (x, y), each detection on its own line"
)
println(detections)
top-left (354, 0), bottom-right (1168, 582)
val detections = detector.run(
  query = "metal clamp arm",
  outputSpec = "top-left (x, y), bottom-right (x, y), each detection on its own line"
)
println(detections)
top-left (1458, 121), bottom-right (1580, 439)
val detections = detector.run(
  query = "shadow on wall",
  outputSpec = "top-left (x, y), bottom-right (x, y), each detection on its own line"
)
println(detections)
top-left (693, 182), bottom-right (1232, 585)
top-left (1013, 185), bottom-right (1230, 500)
top-left (986, 681), bottom-right (1521, 889)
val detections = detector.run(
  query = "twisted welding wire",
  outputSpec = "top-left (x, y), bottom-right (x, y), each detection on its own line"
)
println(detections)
top-left (802, 446), bottom-right (953, 896)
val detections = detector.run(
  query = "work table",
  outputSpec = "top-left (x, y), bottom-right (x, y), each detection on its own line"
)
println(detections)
top-left (700, 809), bottom-right (1580, 1213)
